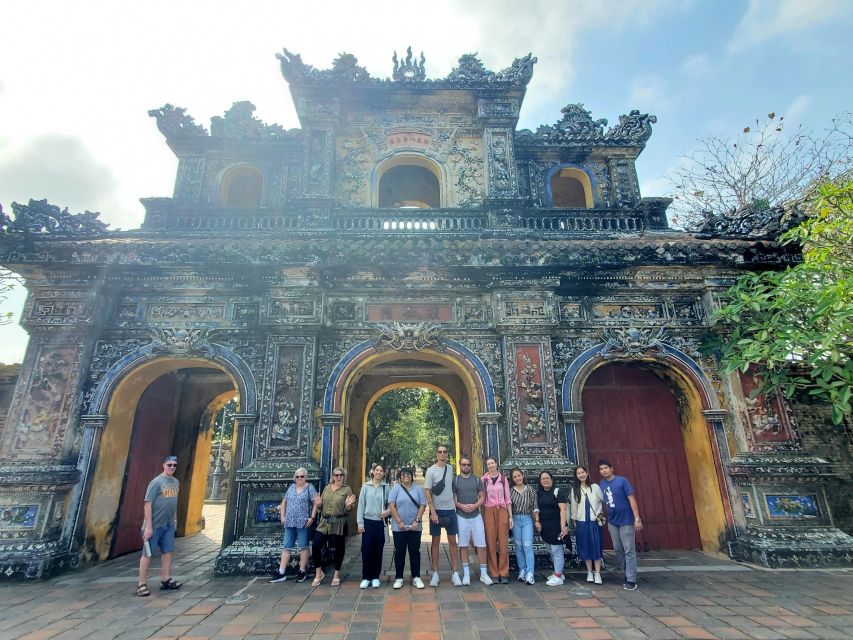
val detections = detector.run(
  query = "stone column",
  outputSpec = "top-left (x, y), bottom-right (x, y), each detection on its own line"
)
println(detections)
top-left (477, 412), bottom-right (501, 462)
top-left (319, 412), bottom-right (342, 488)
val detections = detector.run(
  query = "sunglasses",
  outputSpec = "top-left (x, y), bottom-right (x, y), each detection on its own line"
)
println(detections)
top-left (165, 463), bottom-right (177, 468)
top-left (295, 475), bottom-right (306, 479)
top-left (460, 463), bottom-right (471, 466)
top-left (333, 472), bottom-right (344, 476)
top-left (437, 450), bottom-right (448, 454)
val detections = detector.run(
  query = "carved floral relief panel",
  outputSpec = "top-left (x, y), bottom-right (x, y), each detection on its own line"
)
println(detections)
top-left (2, 342), bottom-right (84, 460)
top-left (503, 337), bottom-right (559, 455)
top-left (737, 370), bottom-right (797, 449)
top-left (258, 337), bottom-right (316, 457)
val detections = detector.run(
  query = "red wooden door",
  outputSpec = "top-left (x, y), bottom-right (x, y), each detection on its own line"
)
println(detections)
top-left (583, 364), bottom-right (702, 550)
top-left (111, 373), bottom-right (179, 557)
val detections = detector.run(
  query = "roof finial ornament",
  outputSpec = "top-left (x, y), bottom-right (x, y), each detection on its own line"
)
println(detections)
top-left (392, 46), bottom-right (426, 82)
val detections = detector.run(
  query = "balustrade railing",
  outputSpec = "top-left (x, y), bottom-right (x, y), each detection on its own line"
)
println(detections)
top-left (141, 201), bottom-right (668, 235)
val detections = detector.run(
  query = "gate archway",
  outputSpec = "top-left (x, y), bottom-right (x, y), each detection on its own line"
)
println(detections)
top-left (75, 344), bottom-right (256, 561)
top-left (322, 340), bottom-right (497, 499)
top-left (562, 343), bottom-right (732, 553)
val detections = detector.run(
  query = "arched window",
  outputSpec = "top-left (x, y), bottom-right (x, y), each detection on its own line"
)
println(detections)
top-left (550, 167), bottom-right (593, 208)
top-left (378, 159), bottom-right (441, 208)
top-left (220, 166), bottom-right (263, 208)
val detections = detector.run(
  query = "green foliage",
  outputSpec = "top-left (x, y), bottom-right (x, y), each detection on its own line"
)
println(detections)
top-left (366, 387), bottom-right (455, 471)
top-left (211, 397), bottom-right (239, 443)
top-left (710, 181), bottom-right (853, 424)
top-left (0, 268), bottom-right (21, 325)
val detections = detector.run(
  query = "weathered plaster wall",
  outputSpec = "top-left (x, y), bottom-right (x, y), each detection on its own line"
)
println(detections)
top-left (0, 364), bottom-right (20, 441)
top-left (794, 400), bottom-right (853, 534)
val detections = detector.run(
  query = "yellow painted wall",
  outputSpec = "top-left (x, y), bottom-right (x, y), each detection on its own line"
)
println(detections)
top-left (669, 367), bottom-right (728, 553)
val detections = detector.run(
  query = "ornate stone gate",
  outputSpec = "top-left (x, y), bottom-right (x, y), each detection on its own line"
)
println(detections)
top-left (1, 47), bottom-right (852, 578)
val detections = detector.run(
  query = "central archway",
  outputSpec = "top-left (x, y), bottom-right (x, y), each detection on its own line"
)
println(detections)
top-left (323, 340), bottom-right (497, 511)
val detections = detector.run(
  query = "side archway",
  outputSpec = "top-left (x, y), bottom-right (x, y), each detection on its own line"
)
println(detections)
top-left (74, 342), bottom-right (257, 560)
top-left (561, 343), bottom-right (732, 552)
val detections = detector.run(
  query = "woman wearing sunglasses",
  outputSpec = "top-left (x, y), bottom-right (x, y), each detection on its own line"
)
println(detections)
top-left (270, 467), bottom-right (317, 584)
top-left (311, 467), bottom-right (356, 587)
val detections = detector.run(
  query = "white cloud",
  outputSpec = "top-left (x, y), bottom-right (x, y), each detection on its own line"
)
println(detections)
top-left (627, 74), bottom-right (675, 114)
top-left (0, 135), bottom-right (132, 227)
top-left (727, 0), bottom-right (843, 53)
top-left (784, 94), bottom-right (813, 124)
top-left (680, 53), bottom-right (712, 78)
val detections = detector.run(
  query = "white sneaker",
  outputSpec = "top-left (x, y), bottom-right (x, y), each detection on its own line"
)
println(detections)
top-left (371, 579), bottom-right (381, 588)
top-left (360, 579), bottom-right (370, 589)
top-left (451, 572), bottom-right (462, 586)
top-left (462, 573), bottom-right (471, 586)
top-left (546, 574), bottom-right (564, 586)
top-left (393, 579), bottom-right (404, 589)
top-left (480, 573), bottom-right (493, 586)
top-left (429, 572), bottom-right (440, 587)
top-left (517, 570), bottom-right (526, 582)
top-left (413, 577), bottom-right (425, 589)
top-left (594, 573), bottom-right (602, 585)
top-left (586, 571), bottom-right (594, 583)
top-left (525, 572), bottom-right (535, 585)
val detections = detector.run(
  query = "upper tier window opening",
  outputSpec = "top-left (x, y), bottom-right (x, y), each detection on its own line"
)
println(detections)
top-left (220, 166), bottom-right (263, 208)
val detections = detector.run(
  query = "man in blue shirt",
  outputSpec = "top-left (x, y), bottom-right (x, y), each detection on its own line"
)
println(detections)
top-left (598, 459), bottom-right (643, 590)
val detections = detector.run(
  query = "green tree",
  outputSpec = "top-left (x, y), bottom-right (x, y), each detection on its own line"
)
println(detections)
top-left (366, 388), bottom-right (455, 471)
top-left (709, 181), bottom-right (853, 424)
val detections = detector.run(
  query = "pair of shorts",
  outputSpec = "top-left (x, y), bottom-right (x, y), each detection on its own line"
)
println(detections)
top-left (429, 509), bottom-right (459, 537)
top-left (282, 526), bottom-right (309, 551)
top-left (456, 513), bottom-right (486, 547)
top-left (150, 523), bottom-right (175, 554)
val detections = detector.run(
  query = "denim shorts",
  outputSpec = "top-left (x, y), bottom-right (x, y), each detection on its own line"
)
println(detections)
top-left (282, 526), bottom-right (309, 551)
top-left (150, 523), bottom-right (175, 554)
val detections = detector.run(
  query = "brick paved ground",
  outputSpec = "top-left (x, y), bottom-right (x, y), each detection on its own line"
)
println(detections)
top-left (2, 505), bottom-right (852, 640)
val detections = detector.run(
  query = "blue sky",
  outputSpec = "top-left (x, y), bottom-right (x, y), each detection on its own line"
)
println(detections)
top-left (1, 0), bottom-right (851, 363)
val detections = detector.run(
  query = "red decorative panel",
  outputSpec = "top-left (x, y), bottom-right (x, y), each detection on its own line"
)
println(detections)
top-left (738, 371), bottom-right (795, 447)
top-left (583, 365), bottom-right (702, 551)
top-left (504, 339), bottom-right (558, 454)
top-left (112, 374), bottom-right (179, 557)
top-left (366, 303), bottom-right (453, 322)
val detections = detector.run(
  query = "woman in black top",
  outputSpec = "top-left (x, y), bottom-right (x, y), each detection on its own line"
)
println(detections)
top-left (535, 470), bottom-right (569, 586)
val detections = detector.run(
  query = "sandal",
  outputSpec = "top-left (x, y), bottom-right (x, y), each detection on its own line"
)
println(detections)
top-left (311, 572), bottom-right (324, 587)
top-left (136, 583), bottom-right (150, 597)
top-left (159, 578), bottom-right (182, 591)
top-left (330, 577), bottom-right (341, 587)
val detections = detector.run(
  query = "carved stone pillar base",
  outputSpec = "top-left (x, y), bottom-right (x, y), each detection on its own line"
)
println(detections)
top-left (214, 458), bottom-right (321, 576)
top-left (0, 545), bottom-right (79, 581)
top-left (729, 527), bottom-right (853, 568)
top-left (727, 453), bottom-right (853, 568)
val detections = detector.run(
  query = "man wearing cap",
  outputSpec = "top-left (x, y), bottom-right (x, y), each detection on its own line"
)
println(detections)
top-left (136, 455), bottom-right (181, 596)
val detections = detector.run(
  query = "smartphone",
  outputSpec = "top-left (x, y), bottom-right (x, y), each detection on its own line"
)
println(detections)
top-left (142, 540), bottom-right (153, 557)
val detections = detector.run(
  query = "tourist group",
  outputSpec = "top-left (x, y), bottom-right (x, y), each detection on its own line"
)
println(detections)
top-left (134, 444), bottom-right (642, 597)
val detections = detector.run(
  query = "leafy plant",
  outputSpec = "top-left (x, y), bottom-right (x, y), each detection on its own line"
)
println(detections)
top-left (710, 181), bottom-right (853, 424)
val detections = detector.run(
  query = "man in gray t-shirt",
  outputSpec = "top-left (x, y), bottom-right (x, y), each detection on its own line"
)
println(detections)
top-left (137, 456), bottom-right (181, 597)
top-left (453, 456), bottom-right (492, 585)
top-left (424, 444), bottom-right (461, 587)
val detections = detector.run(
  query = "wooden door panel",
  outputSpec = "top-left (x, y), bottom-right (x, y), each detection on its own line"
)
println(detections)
top-left (112, 374), bottom-right (179, 557)
top-left (583, 365), bottom-right (702, 551)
